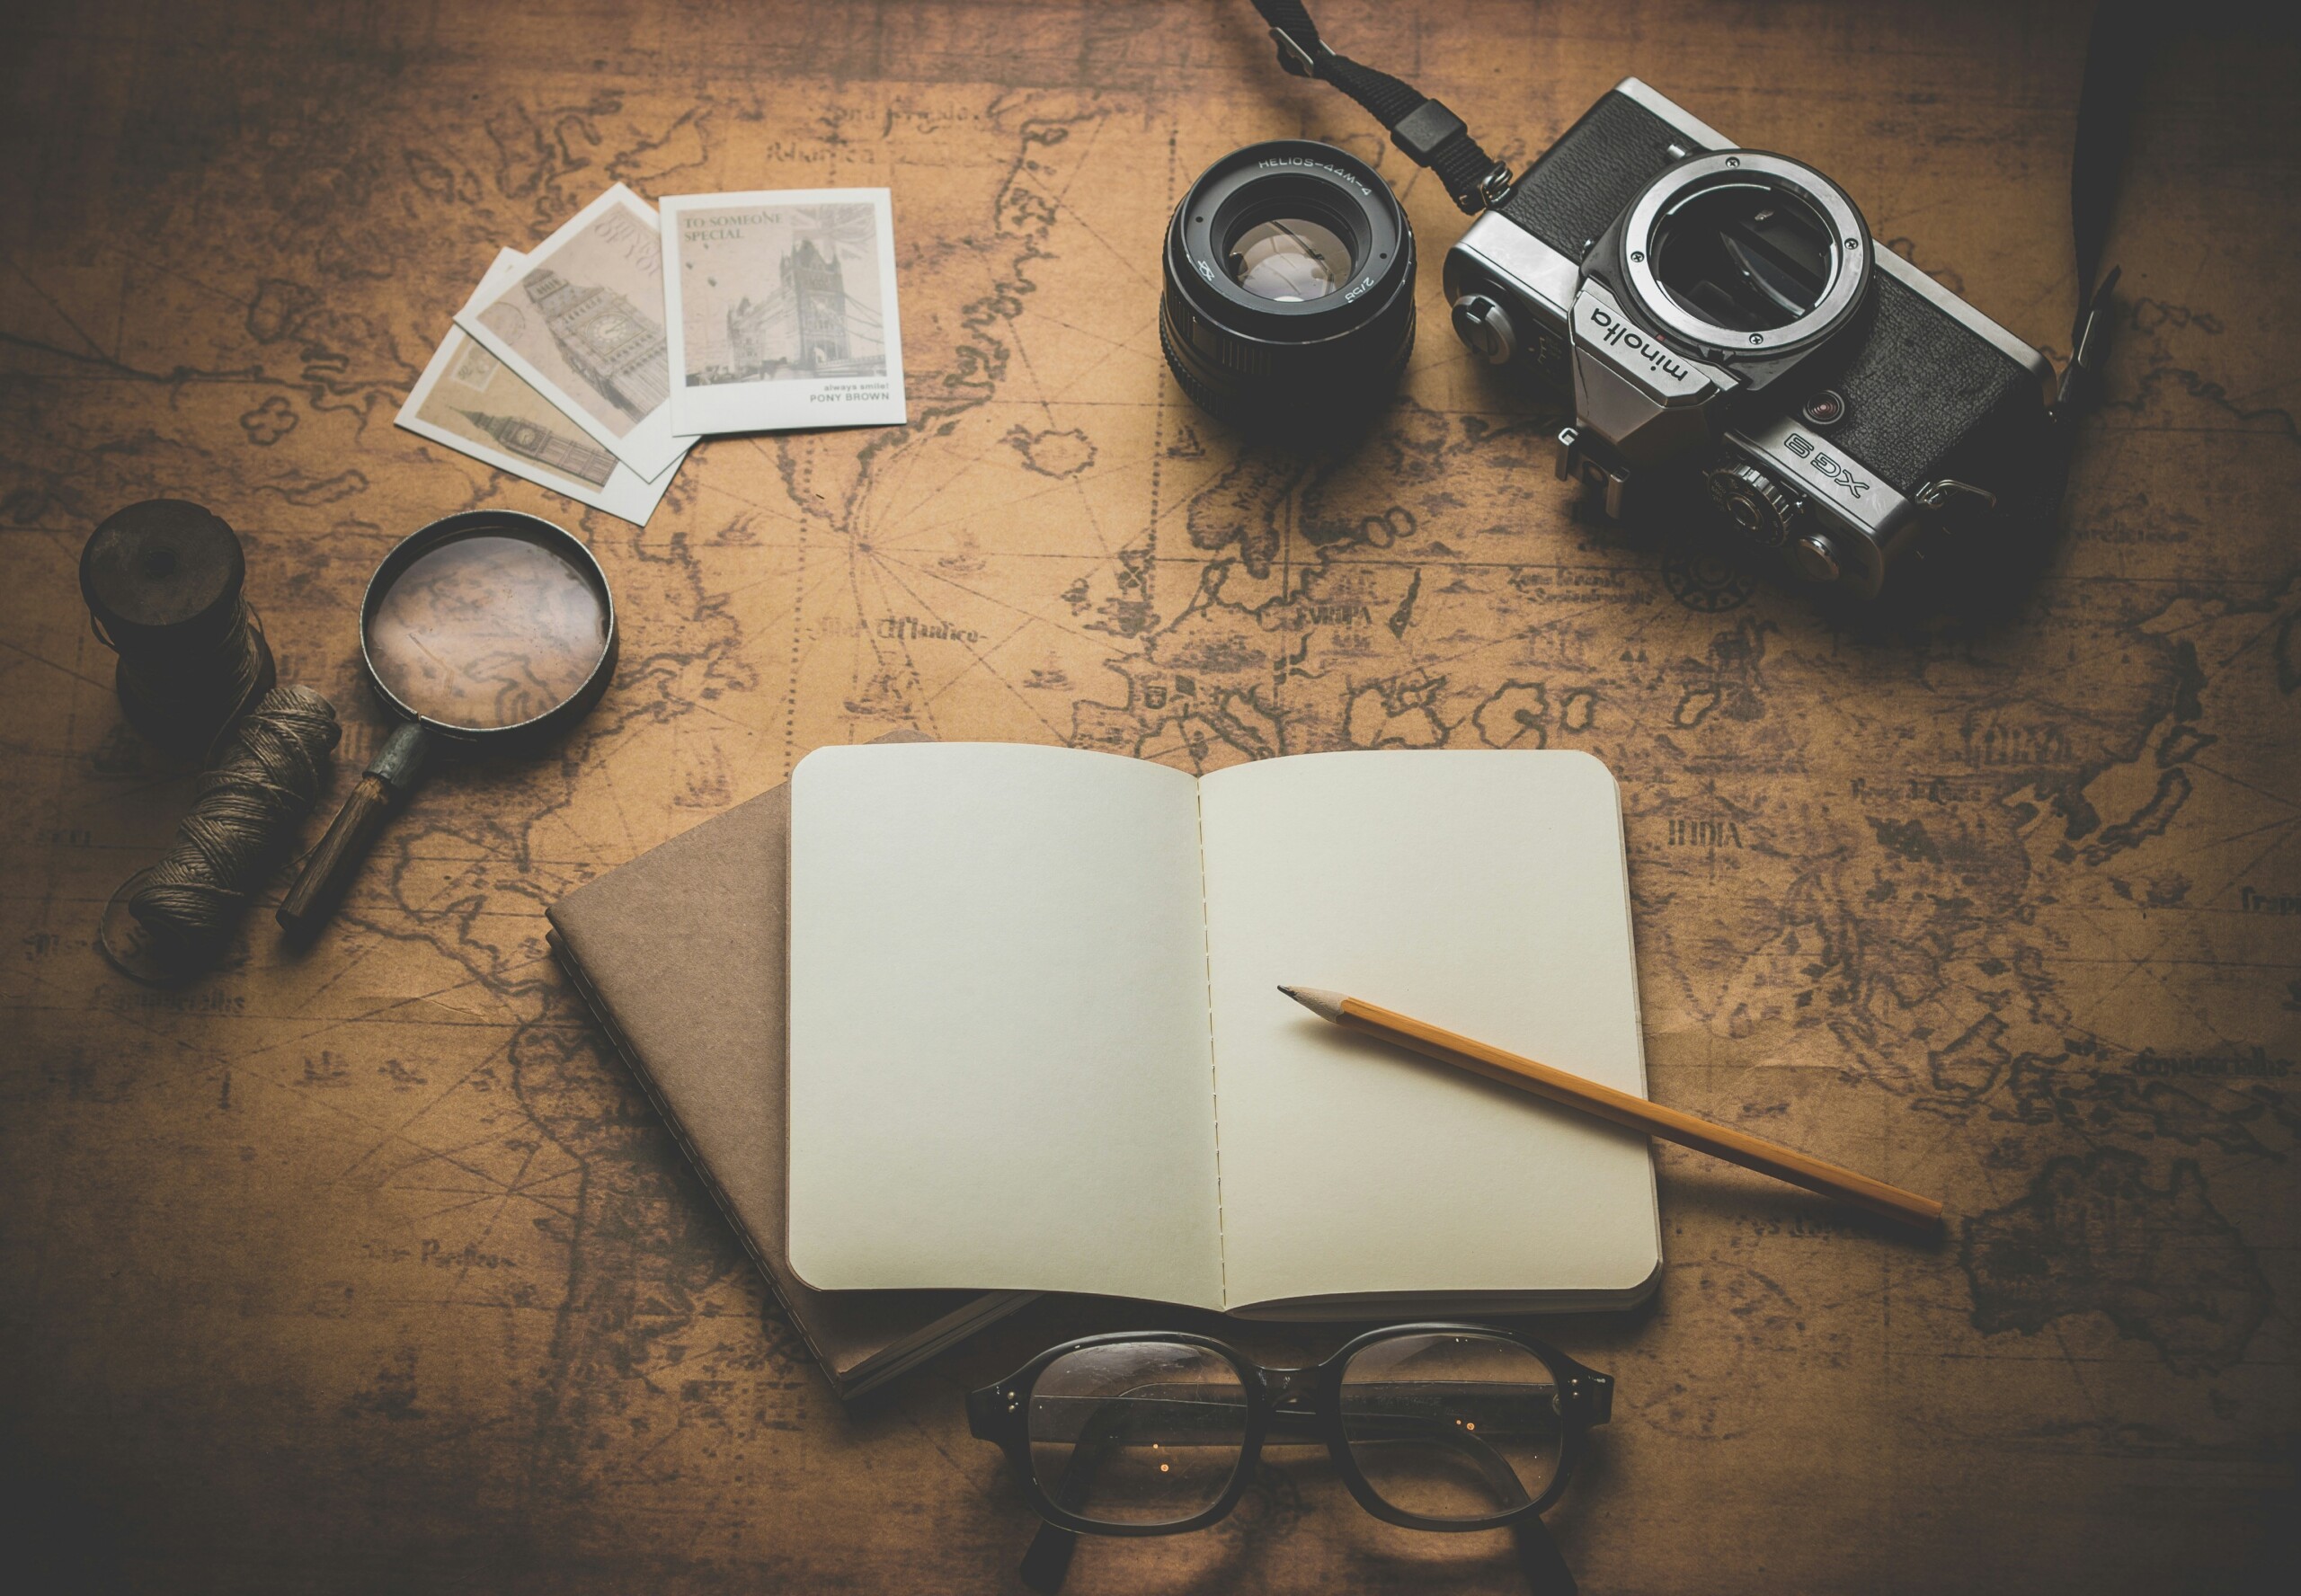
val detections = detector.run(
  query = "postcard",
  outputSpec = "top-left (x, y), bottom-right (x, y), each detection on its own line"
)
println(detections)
top-left (660, 189), bottom-right (907, 437)
top-left (453, 184), bottom-right (688, 480)
top-left (397, 250), bottom-right (683, 526)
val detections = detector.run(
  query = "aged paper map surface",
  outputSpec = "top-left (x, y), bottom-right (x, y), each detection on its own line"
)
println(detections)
top-left (1, 2), bottom-right (2294, 1591)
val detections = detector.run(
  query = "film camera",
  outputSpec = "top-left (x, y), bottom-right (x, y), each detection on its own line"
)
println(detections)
top-left (1444, 79), bottom-right (2052, 598)
top-left (1158, 3), bottom-right (2107, 603)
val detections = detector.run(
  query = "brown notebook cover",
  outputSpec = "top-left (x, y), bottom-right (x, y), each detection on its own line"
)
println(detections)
top-left (546, 732), bottom-right (1032, 1398)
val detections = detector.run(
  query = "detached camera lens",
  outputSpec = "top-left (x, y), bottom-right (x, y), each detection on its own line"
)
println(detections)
top-left (1161, 141), bottom-right (1414, 437)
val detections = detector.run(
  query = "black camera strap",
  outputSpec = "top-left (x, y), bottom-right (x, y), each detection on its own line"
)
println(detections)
top-left (1250, 0), bottom-right (1514, 213)
top-left (2055, 0), bottom-right (2145, 425)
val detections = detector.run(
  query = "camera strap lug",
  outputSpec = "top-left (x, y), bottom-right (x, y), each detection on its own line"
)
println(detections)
top-left (2051, 265), bottom-right (2120, 426)
top-left (1249, 0), bottom-right (1510, 215)
top-left (1267, 23), bottom-right (1328, 78)
top-left (1915, 478), bottom-right (2003, 554)
top-left (1915, 479), bottom-right (1999, 515)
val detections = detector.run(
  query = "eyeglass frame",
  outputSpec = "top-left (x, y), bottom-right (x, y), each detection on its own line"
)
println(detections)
top-left (964, 1321), bottom-right (1614, 1538)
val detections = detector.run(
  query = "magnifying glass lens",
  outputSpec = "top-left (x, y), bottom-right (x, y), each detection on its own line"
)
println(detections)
top-left (366, 531), bottom-right (611, 731)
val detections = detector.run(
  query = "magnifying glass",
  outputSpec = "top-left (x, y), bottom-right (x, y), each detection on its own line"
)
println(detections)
top-left (278, 510), bottom-right (617, 940)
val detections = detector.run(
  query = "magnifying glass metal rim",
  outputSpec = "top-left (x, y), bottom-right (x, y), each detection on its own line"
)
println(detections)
top-left (358, 508), bottom-right (619, 746)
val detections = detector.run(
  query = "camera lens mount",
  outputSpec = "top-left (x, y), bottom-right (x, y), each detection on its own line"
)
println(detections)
top-left (1618, 151), bottom-right (1871, 360)
top-left (1160, 141), bottom-right (1416, 436)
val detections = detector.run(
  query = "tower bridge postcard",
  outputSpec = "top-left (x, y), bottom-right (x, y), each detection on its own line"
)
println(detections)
top-left (661, 188), bottom-right (908, 435)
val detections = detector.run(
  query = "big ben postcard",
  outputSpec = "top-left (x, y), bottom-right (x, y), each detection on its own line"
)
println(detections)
top-left (455, 184), bottom-right (689, 481)
top-left (659, 189), bottom-right (907, 437)
top-left (397, 250), bottom-right (683, 528)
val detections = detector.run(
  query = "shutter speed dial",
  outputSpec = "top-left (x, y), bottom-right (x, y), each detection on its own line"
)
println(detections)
top-left (1705, 462), bottom-right (1802, 548)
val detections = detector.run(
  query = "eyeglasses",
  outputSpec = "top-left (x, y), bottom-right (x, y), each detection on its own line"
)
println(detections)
top-left (966, 1323), bottom-right (1612, 1594)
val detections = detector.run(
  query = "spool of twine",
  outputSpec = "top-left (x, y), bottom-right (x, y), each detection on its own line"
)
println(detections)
top-left (80, 501), bottom-right (342, 980)
top-left (102, 686), bottom-right (342, 979)
top-left (80, 500), bottom-right (277, 761)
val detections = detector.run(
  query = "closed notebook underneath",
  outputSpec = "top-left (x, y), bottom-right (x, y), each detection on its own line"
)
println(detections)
top-left (546, 732), bottom-right (1013, 1388)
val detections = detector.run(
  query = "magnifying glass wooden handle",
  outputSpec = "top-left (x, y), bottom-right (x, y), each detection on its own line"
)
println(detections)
top-left (278, 722), bottom-right (431, 941)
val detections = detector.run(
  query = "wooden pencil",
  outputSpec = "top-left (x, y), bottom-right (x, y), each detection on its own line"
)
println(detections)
top-left (1279, 986), bottom-right (1945, 1233)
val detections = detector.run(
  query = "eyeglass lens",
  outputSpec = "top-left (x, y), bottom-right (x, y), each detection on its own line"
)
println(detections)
top-left (1338, 1331), bottom-right (1564, 1521)
top-left (1026, 1341), bottom-right (1249, 1526)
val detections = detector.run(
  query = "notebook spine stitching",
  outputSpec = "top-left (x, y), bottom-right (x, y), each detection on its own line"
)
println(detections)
top-left (548, 933), bottom-right (856, 1400)
top-left (1192, 781), bottom-right (1228, 1308)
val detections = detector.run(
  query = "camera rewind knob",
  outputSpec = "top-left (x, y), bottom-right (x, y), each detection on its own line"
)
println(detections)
top-left (1450, 293), bottom-right (1515, 365)
top-left (1705, 462), bottom-right (1802, 548)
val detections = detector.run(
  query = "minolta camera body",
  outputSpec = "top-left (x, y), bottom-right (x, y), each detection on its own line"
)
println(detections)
top-left (1444, 80), bottom-right (2054, 598)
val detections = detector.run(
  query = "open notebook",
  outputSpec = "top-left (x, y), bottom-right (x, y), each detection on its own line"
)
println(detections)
top-left (786, 743), bottom-right (1662, 1317)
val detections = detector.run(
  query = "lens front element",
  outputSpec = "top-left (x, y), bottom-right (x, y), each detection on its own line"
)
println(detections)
top-left (1227, 217), bottom-right (1355, 302)
top-left (1339, 1332), bottom-right (1563, 1522)
top-left (1026, 1340), bottom-right (1249, 1527)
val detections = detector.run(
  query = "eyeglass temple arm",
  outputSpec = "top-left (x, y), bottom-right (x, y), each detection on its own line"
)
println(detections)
top-left (1516, 1512), bottom-right (1578, 1596)
top-left (1020, 1521), bottom-right (1078, 1595)
top-left (1016, 1390), bottom-right (1168, 1594)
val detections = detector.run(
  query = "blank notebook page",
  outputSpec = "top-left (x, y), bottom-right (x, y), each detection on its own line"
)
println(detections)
top-left (786, 742), bottom-right (1225, 1305)
top-left (1197, 750), bottom-right (1660, 1308)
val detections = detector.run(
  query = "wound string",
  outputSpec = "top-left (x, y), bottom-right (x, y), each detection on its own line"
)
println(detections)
top-left (103, 685), bottom-right (342, 978)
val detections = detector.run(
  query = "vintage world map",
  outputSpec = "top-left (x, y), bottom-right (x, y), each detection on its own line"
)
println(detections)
top-left (2, 2), bottom-right (2293, 1591)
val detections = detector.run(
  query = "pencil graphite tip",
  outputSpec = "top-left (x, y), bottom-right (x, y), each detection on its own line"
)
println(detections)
top-left (1278, 985), bottom-right (1347, 1024)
